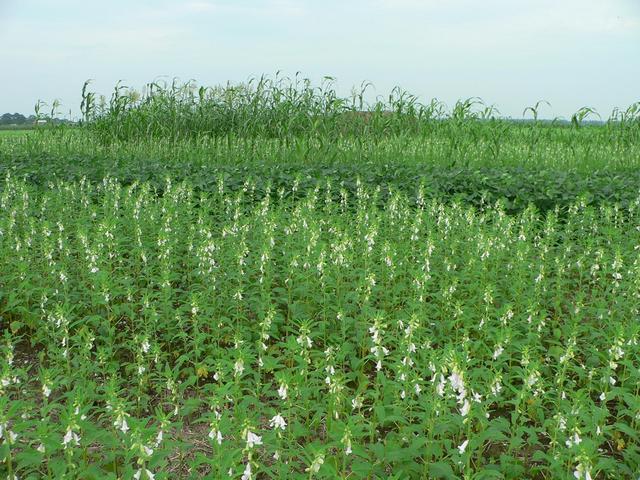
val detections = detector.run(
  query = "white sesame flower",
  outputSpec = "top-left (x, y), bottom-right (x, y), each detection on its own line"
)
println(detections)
top-left (234, 359), bottom-right (245, 377)
top-left (62, 427), bottom-right (80, 448)
top-left (306, 454), bottom-right (325, 474)
top-left (558, 415), bottom-right (567, 431)
top-left (241, 463), bottom-right (252, 480)
top-left (449, 371), bottom-right (464, 392)
top-left (208, 428), bottom-right (222, 445)
top-left (436, 374), bottom-right (446, 396)
top-left (565, 432), bottom-right (582, 448)
top-left (114, 415), bottom-right (129, 434)
top-left (42, 384), bottom-right (51, 398)
top-left (491, 380), bottom-right (502, 396)
top-left (460, 399), bottom-right (471, 417)
top-left (134, 468), bottom-right (155, 480)
top-left (245, 431), bottom-right (262, 449)
top-left (573, 463), bottom-right (592, 480)
top-left (296, 335), bottom-right (312, 348)
top-left (457, 439), bottom-right (469, 454)
top-left (368, 326), bottom-right (380, 343)
top-left (351, 396), bottom-right (363, 410)
top-left (492, 345), bottom-right (504, 360)
top-left (526, 370), bottom-right (540, 388)
top-left (37, 443), bottom-right (46, 453)
top-left (278, 383), bottom-right (288, 400)
top-left (141, 339), bottom-right (150, 354)
top-left (269, 414), bottom-right (287, 431)
top-left (273, 450), bottom-right (280, 460)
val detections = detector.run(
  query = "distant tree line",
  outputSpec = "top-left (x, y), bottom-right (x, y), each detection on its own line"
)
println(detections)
top-left (0, 113), bottom-right (75, 126)
top-left (0, 113), bottom-right (37, 125)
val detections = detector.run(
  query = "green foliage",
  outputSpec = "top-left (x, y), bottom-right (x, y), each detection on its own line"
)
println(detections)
top-left (1, 75), bottom-right (639, 478)
top-left (1, 178), bottom-right (640, 478)
top-left (77, 76), bottom-right (640, 145)
top-left (2, 122), bottom-right (640, 214)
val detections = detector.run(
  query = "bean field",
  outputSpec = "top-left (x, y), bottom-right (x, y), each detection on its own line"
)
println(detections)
top-left (1, 77), bottom-right (639, 479)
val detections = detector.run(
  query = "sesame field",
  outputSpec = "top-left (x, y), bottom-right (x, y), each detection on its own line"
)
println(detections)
top-left (1, 78), bottom-right (640, 479)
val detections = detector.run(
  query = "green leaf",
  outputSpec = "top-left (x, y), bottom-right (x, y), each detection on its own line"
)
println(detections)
top-left (10, 320), bottom-right (23, 333)
top-left (428, 461), bottom-right (457, 479)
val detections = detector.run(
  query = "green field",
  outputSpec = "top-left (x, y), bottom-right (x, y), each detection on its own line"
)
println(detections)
top-left (1, 78), bottom-right (639, 479)
top-left (0, 129), bottom-right (33, 137)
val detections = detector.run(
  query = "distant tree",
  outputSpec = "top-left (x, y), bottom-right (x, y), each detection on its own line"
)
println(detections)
top-left (0, 112), bottom-right (74, 127)
top-left (0, 113), bottom-right (27, 125)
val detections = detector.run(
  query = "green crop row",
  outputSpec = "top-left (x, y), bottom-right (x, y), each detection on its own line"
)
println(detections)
top-left (1, 138), bottom-right (639, 214)
top-left (1, 178), bottom-right (639, 478)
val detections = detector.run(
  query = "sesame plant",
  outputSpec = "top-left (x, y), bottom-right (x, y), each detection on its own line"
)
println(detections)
top-left (0, 75), bottom-right (639, 479)
top-left (1, 175), bottom-right (639, 479)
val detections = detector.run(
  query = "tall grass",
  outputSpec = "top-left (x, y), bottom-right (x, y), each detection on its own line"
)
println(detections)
top-left (78, 74), bottom-right (640, 146)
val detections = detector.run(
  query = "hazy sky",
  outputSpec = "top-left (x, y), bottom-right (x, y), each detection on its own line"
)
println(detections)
top-left (1, 0), bottom-right (638, 119)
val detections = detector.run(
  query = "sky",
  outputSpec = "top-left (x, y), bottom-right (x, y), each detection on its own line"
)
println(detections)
top-left (0, 0), bottom-right (639, 119)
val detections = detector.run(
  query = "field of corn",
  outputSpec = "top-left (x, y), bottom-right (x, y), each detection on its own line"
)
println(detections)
top-left (1, 76), bottom-right (640, 479)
